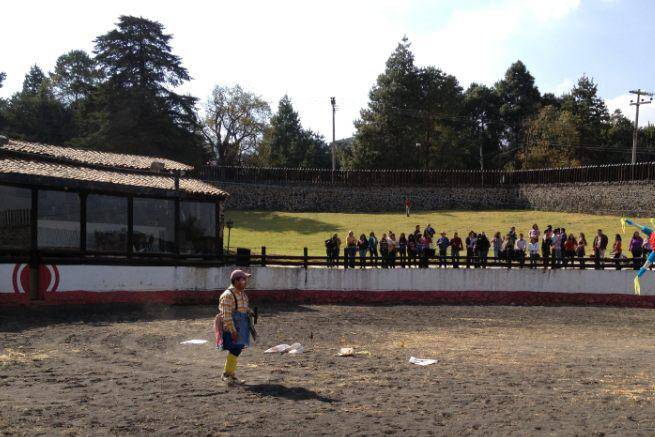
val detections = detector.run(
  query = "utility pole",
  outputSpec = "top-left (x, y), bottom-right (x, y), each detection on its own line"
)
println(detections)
top-left (629, 89), bottom-right (653, 164)
top-left (330, 97), bottom-right (336, 172)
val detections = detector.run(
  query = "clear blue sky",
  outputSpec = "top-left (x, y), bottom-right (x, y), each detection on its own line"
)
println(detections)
top-left (1, 0), bottom-right (653, 140)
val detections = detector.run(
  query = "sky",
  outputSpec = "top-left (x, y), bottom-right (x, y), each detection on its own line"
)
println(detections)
top-left (1, 0), bottom-right (654, 141)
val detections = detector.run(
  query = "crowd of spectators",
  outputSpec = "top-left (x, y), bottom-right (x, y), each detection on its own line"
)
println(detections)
top-left (324, 223), bottom-right (651, 270)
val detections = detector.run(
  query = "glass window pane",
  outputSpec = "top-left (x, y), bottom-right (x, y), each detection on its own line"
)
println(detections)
top-left (0, 185), bottom-right (31, 250)
top-left (87, 195), bottom-right (128, 252)
top-left (180, 201), bottom-right (216, 254)
top-left (38, 190), bottom-right (80, 249)
top-left (133, 198), bottom-right (175, 253)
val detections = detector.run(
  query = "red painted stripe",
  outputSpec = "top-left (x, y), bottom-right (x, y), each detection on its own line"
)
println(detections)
top-left (0, 289), bottom-right (653, 308)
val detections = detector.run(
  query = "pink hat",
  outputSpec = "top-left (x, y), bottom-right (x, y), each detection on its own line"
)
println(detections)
top-left (230, 269), bottom-right (251, 282)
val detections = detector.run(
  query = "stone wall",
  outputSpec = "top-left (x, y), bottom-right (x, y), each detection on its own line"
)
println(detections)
top-left (214, 181), bottom-right (655, 215)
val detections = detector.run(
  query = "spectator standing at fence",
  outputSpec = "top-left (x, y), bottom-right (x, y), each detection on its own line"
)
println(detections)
top-left (379, 233), bottom-right (389, 268)
top-left (437, 232), bottom-right (450, 268)
top-left (551, 228), bottom-right (563, 269)
top-left (577, 232), bottom-right (587, 269)
top-left (612, 234), bottom-right (623, 270)
top-left (451, 232), bottom-right (463, 268)
top-left (492, 232), bottom-right (502, 263)
top-left (358, 234), bottom-right (368, 269)
top-left (477, 232), bottom-right (490, 268)
top-left (330, 234), bottom-right (341, 268)
top-left (466, 231), bottom-right (477, 268)
top-left (426, 224), bottom-right (436, 238)
top-left (501, 235), bottom-right (513, 268)
top-left (420, 232), bottom-right (430, 268)
top-left (368, 232), bottom-right (379, 267)
top-left (542, 225), bottom-right (553, 269)
top-left (528, 237), bottom-right (539, 268)
top-left (560, 228), bottom-right (568, 255)
top-left (413, 225), bottom-right (422, 242)
top-left (629, 231), bottom-right (644, 270)
top-left (593, 229), bottom-right (608, 270)
top-left (407, 234), bottom-right (417, 267)
top-left (405, 197), bottom-right (411, 217)
top-left (507, 227), bottom-right (517, 261)
top-left (388, 233), bottom-right (398, 268)
top-left (398, 233), bottom-right (408, 268)
top-left (563, 234), bottom-right (577, 268)
top-left (529, 224), bottom-right (540, 241)
top-left (325, 236), bottom-right (334, 267)
top-left (515, 233), bottom-right (527, 267)
top-left (345, 231), bottom-right (357, 269)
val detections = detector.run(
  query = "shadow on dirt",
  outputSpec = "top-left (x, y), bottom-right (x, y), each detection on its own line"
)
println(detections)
top-left (244, 383), bottom-right (335, 403)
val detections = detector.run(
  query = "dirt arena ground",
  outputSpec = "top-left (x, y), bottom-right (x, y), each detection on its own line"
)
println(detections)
top-left (2, 303), bottom-right (655, 436)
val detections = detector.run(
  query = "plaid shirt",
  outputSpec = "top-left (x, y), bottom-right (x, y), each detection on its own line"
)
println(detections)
top-left (219, 286), bottom-right (249, 333)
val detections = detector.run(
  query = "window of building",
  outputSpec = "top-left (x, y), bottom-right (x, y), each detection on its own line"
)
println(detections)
top-left (86, 194), bottom-right (128, 252)
top-left (180, 201), bottom-right (216, 254)
top-left (38, 190), bottom-right (80, 250)
top-left (0, 185), bottom-right (32, 250)
top-left (133, 197), bottom-right (175, 253)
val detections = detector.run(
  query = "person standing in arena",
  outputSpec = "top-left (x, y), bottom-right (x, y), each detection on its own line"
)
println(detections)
top-left (218, 269), bottom-right (253, 385)
top-left (404, 196), bottom-right (411, 217)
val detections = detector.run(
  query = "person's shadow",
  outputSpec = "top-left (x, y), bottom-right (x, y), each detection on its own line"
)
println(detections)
top-left (244, 384), bottom-right (335, 403)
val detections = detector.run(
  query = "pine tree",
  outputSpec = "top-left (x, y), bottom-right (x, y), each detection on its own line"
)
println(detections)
top-left (88, 15), bottom-right (205, 163)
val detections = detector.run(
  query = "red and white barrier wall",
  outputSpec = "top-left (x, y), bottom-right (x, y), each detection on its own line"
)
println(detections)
top-left (1, 263), bottom-right (654, 307)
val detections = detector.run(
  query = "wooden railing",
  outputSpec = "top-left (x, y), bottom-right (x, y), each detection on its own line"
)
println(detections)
top-left (0, 248), bottom-right (647, 271)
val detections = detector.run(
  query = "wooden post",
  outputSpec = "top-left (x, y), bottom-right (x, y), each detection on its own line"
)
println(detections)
top-left (303, 247), bottom-right (308, 269)
top-left (261, 246), bottom-right (267, 267)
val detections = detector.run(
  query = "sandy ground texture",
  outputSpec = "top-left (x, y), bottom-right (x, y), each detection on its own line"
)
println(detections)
top-left (2, 303), bottom-right (655, 436)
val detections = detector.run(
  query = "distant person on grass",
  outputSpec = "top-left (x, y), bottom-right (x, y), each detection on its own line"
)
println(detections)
top-left (593, 229), bottom-right (608, 270)
top-left (388, 233), bottom-right (397, 268)
top-left (528, 237), bottom-right (539, 268)
top-left (515, 233), bottom-right (527, 268)
top-left (407, 234), bottom-right (417, 268)
top-left (405, 197), bottom-right (411, 217)
top-left (629, 231), bottom-right (644, 270)
top-left (542, 225), bottom-right (553, 269)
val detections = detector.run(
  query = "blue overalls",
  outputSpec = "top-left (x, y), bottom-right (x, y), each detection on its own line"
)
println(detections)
top-left (222, 310), bottom-right (250, 356)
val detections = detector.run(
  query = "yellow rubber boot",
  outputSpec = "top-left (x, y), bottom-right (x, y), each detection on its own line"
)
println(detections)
top-left (634, 277), bottom-right (641, 296)
top-left (223, 353), bottom-right (238, 376)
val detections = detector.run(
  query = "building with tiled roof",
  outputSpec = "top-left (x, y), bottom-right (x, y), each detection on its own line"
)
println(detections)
top-left (0, 137), bottom-right (228, 259)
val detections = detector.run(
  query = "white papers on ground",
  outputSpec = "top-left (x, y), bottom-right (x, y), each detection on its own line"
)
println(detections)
top-left (180, 339), bottom-right (208, 345)
top-left (264, 343), bottom-right (304, 354)
top-left (409, 356), bottom-right (438, 366)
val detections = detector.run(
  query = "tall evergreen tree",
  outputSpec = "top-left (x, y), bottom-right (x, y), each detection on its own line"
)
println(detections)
top-left (495, 60), bottom-right (541, 167)
top-left (352, 38), bottom-right (464, 169)
top-left (51, 50), bottom-right (102, 104)
top-left (88, 15), bottom-right (205, 163)
top-left (352, 37), bottom-right (421, 168)
top-left (463, 83), bottom-right (502, 170)
top-left (265, 95), bottom-right (329, 168)
top-left (561, 75), bottom-right (610, 164)
top-left (4, 66), bottom-right (71, 143)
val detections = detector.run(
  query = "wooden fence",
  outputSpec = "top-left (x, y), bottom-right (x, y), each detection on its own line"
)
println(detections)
top-left (193, 162), bottom-right (655, 187)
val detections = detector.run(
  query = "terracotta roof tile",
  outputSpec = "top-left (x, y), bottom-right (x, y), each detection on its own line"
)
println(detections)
top-left (3, 139), bottom-right (194, 172)
top-left (0, 158), bottom-right (227, 198)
